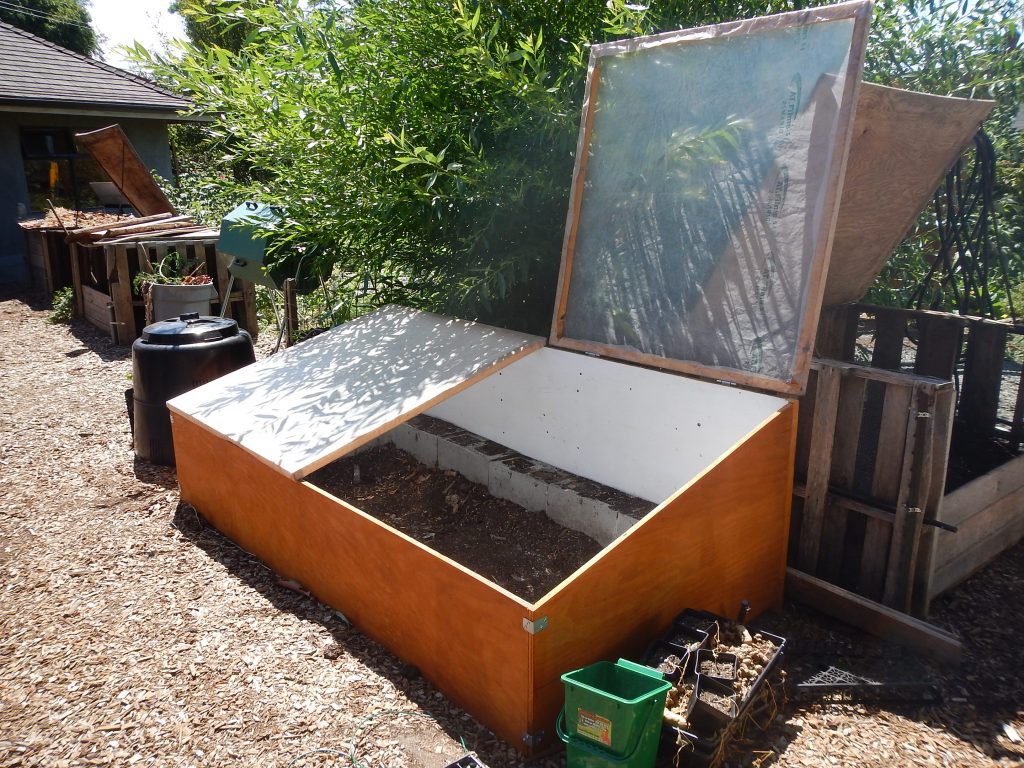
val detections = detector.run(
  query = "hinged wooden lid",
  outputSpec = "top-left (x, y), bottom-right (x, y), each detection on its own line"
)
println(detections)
top-left (550, 1), bottom-right (872, 395)
top-left (168, 305), bottom-right (543, 479)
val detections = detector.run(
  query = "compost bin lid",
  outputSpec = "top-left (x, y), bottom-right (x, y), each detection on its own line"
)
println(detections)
top-left (548, 1), bottom-right (872, 396)
top-left (166, 305), bottom-right (543, 480)
top-left (142, 314), bottom-right (240, 345)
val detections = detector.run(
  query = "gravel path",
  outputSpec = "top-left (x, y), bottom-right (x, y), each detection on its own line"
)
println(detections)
top-left (1, 288), bottom-right (1021, 768)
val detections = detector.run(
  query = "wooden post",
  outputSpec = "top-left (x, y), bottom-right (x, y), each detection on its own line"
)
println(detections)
top-left (858, 383), bottom-right (913, 599)
top-left (1009, 351), bottom-right (1024, 451)
top-left (912, 386), bottom-right (956, 615)
top-left (69, 243), bottom-right (84, 317)
top-left (284, 278), bottom-right (298, 348)
top-left (818, 373), bottom-right (867, 582)
top-left (110, 245), bottom-right (136, 344)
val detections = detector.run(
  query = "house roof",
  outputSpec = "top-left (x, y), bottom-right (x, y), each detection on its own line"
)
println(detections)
top-left (0, 20), bottom-right (191, 116)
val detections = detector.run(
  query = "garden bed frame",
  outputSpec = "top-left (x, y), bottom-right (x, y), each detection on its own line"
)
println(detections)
top-left (70, 236), bottom-right (258, 344)
top-left (170, 310), bottom-right (797, 753)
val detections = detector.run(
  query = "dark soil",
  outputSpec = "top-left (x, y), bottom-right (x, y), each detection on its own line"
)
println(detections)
top-left (307, 443), bottom-right (603, 602)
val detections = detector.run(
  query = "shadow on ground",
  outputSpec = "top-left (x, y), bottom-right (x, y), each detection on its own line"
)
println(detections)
top-left (170, 502), bottom-right (537, 768)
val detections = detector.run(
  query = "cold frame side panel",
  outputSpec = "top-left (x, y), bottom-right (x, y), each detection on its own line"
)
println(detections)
top-left (528, 404), bottom-right (797, 748)
top-left (172, 415), bottom-right (533, 749)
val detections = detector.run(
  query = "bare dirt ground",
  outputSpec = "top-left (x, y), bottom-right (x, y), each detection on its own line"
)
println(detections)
top-left (2, 287), bottom-right (1022, 768)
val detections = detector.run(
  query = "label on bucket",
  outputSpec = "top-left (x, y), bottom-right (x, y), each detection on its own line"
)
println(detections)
top-left (576, 708), bottom-right (612, 746)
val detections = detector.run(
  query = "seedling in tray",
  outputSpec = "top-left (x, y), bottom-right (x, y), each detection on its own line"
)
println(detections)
top-left (695, 649), bottom-right (738, 684)
top-left (665, 622), bottom-right (709, 655)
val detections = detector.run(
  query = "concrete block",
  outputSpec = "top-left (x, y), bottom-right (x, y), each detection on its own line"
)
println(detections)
top-left (436, 432), bottom-right (491, 486)
top-left (389, 422), bottom-right (438, 467)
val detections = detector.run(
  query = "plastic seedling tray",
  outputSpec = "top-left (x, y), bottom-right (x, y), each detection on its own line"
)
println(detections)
top-left (643, 640), bottom-right (691, 683)
top-left (442, 755), bottom-right (487, 768)
top-left (696, 649), bottom-right (738, 684)
top-left (673, 609), bottom-right (721, 637)
top-left (657, 610), bottom-right (788, 765)
top-left (665, 622), bottom-right (709, 656)
top-left (687, 676), bottom-right (737, 736)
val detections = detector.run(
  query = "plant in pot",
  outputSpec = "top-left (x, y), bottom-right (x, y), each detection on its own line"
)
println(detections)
top-left (134, 251), bottom-right (218, 323)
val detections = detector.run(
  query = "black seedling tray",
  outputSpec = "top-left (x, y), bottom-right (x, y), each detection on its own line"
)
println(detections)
top-left (443, 755), bottom-right (487, 768)
top-left (643, 639), bottom-right (692, 683)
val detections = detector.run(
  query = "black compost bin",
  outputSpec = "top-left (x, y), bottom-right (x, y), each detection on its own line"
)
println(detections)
top-left (132, 313), bottom-right (255, 465)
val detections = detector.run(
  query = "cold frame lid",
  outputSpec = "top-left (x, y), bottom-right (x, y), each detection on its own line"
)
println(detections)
top-left (166, 305), bottom-right (543, 479)
top-left (550, 1), bottom-right (872, 395)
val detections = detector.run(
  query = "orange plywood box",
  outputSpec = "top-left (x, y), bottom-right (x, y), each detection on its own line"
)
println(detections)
top-left (168, 2), bottom-right (871, 754)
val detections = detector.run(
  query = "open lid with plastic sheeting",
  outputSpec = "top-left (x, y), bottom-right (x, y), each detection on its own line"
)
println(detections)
top-left (167, 305), bottom-right (544, 479)
top-left (549, 1), bottom-right (872, 395)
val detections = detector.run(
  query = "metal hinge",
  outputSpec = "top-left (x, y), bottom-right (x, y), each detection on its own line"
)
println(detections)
top-left (522, 730), bottom-right (546, 748)
top-left (522, 616), bottom-right (548, 634)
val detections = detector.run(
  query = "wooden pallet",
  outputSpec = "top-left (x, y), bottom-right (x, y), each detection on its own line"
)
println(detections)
top-left (70, 238), bottom-right (259, 344)
top-left (791, 303), bottom-right (1024, 617)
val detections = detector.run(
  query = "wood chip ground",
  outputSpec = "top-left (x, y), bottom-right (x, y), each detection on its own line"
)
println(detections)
top-left (2, 288), bottom-right (1022, 767)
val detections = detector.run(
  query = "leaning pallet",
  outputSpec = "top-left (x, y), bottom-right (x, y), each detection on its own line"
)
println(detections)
top-left (791, 303), bottom-right (1024, 619)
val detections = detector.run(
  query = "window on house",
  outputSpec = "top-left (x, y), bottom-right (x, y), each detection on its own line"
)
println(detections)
top-left (20, 127), bottom-right (110, 212)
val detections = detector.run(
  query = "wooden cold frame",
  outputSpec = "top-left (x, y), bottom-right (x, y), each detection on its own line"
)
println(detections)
top-left (550, 1), bottom-right (872, 396)
top-left (171, 397), bottom-right (796, 753)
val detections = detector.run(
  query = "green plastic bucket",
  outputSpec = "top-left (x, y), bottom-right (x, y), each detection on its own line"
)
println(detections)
top-left (557, 659), bottom-right (671, 768)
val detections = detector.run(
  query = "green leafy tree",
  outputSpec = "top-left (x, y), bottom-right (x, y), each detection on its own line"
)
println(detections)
top-left (135, 0), bottom-right (1024, 333)
top-left (0, 0), bottom-right (97, 56)
top-left (168, 0), bottom-right (256, 52)
top-left (863, 0), bottom-right (1023, 316)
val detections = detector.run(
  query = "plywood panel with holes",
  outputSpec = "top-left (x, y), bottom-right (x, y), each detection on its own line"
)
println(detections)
top-left (528, 405), bottom-right (796, 745)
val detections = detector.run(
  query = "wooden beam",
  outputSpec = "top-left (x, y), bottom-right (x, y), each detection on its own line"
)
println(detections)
top-left (812, 358), bottom-right (952, 391)
top-left (66, 212), bottom-right (172, 241)
top-left (785, 567), bottom-right (962, 664)
top-left (854, 302), bottom-right (1024, 333)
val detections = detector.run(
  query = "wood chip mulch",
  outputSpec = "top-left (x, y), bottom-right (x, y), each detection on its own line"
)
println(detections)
top-left (2, 287), bottom-right (1022, 767)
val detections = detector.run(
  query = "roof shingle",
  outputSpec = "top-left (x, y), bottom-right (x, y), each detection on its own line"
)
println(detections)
top-left (0, 20), bottom-right (190, 113)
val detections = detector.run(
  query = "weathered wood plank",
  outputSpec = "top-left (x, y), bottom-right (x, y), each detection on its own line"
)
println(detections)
top-left (958, 321), bottom-right (1009, 438)
top-left (859, 384), bottom-right (913, 599)
top-left (913, 386), bottom-right (956, 615)
top-left (816, 305), bottom-right (859, 361)
top-left (798, 365), bottom-right (841, 573)
top-left (941, 451), bottom-right (1024, 528)
top-left (871, 309), bottom-right (907, 372)
top-left (914, 314), bottom-right (963, 380)
top-left (882, 385), bottom-right (927, 611)
top-left (69, 244), bottom-right (84, 317)
top-left (110, 245), bottom-right (136, 345)
top-left (931, 484), bottom-right (1024, 596)
top-left (786, 567), bottom-right (962, 664)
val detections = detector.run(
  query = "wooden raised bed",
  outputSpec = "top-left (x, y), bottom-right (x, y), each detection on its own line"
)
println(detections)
top-left (170, 309), bottom-right (798, 751)
top-left (70, 237), bottom-right (258, 344)
top-left (792, 303), bottom-right (1024, 616)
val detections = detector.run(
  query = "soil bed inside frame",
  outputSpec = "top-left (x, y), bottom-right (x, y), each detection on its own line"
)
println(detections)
top-left (308, 443), bottom-right (608, 602)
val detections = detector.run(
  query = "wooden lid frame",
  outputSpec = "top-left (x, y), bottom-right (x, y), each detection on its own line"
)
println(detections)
top-left (550, 1), bottom-right (872, 395)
